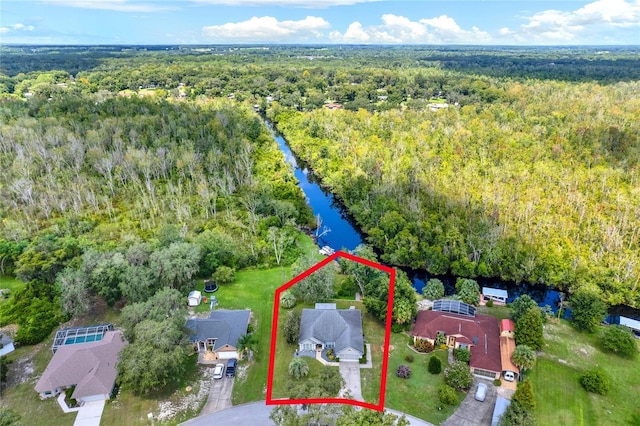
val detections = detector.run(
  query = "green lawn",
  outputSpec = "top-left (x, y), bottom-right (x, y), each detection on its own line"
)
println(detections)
top-left (216, 266), bottom-right (292, 404)
top-left (384, 336), bottom-right (460, 425)
top-left (271, 299), bottom-right (384, 405)
top-left (0, 275), bottom-right (26, 302)
top-left (529, 320), bottom-right (640, 426)
top-left (477, 304), bottom-right (512, 320)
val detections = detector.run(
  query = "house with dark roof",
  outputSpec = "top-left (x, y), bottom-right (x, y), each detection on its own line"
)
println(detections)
top-left (34, 330), bottom-right (126, 403)
top-left (298, 303), bottom-right (364, 361)
top-left (412, 310), bottom-right (502, 380)
top-left (186, 309), bottom-right (250, 361)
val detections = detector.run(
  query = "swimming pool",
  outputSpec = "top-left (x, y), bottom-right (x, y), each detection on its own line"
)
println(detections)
top-left (64, 333), bottom-right (104, 345)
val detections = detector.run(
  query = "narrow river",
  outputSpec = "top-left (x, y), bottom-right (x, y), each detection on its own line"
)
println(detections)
top-left (267, 120), bottom-right (639, 322)
top-left (268, 122), bottom-right (363, 252)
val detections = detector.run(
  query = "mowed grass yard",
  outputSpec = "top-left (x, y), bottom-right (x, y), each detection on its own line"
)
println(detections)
top-left (271, 299), bottom-right (384, 406)
top-left (383, 334), bottom-right (460, 425)
top-left (0, 275), bottom-right (26, 302)
top-left (529, 320), bottom-right (640, 426)
top-left (218, 266), bottom-right (292, 404)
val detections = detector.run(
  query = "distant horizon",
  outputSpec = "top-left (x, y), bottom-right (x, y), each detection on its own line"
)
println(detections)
top-left (1, 1), bottom-right (639, 46)
top-left (3, 43), bottom-right (639, 48)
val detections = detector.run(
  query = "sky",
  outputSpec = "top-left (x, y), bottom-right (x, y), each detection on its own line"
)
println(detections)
top-left (1, 0), bottom-right (639, 45)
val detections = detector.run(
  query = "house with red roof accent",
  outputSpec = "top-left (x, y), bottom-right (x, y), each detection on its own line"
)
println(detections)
top-left (500, 319), bottom-right (515, 338)
top-left (499, 319), bottom-right (519, 381)
top-left (412, 310), bottom-right (502, 380)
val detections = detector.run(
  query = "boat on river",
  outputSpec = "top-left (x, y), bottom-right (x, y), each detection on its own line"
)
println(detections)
top-left (319, 246), bottom-right (335, 256)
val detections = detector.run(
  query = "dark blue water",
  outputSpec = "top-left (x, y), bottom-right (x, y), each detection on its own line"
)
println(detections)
top-left (270, 125), bottom-right (362, 252)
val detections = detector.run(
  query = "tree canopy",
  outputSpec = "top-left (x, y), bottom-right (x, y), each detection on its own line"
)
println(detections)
top-left (570, 290), bottom-right (608, 333)
top-left (515, 308), bottom-right (544, 351)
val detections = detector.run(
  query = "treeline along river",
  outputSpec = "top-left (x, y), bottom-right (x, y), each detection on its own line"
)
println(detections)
top-left (267, 119), bottom-right (640, 323)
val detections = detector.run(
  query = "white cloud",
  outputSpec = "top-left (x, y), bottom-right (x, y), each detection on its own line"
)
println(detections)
top-left (330, 14), bottom-right (491, 44)
top-left (1, 23), bottom-right (36, 33)
top-left (192, 0), bottom-right (378, 7)
top-left (202, 16), bottom-right (330, 42)
top-left (333, 22), bottom-right (369, 42)
top-left (500, 0), bottom-right (640, 44)
top-left (43, 0), bottom-right (176, 12)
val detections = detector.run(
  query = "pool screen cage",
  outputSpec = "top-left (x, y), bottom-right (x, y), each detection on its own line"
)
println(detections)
top-left (52, 323), bottom-right (114, 353)
top-left (432, 299), bottom-right (476, 317)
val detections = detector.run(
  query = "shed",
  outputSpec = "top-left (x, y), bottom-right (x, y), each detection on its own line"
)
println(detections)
top-left (188, 290), bottom-right (202, 307)
top-left (620, 316), bottom-right (640, 334)
top-left (0, 334), bottom-right (15, 356)
top-left (499, 319), bottom-right (515, 338)
top-left (482, 287), bottom-right (508, 304)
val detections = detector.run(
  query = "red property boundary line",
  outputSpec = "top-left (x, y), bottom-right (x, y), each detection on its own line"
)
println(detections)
top-left (266, 251), bottom-right (396, 412)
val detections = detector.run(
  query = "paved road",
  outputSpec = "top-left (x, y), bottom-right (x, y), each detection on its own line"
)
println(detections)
top-left (441, 378), bottom-right (497, 426)
top-left (339, 361), bottom-right (363, 401)
top-left (182, 401), bottom-right (434, 426)
top-left (199, 373), bottom-right (234, 416)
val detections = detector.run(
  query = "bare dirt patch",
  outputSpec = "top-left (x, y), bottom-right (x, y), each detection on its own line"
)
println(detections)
top-left (6, 351), bottom-right (35, 387)
top-left (155, 366), bottom-right (214, 422)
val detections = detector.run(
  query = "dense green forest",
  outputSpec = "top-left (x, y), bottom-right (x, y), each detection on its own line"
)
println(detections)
top-left (272, 79), bottom-right (640, 307)
top-left (0, 89), bottom-right (312, 344)
top-left (0, 44), bottom-right (639, 343)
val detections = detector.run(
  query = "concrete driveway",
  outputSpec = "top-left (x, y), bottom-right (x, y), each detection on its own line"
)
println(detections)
top-left (339, 361), bottom-right (363, 401)
top-left (441, 379), bottom-right (497, 426)
top-left (73, 400), bottom-right (105, 426)
top-left (200, 373), bottom-right (234, 416)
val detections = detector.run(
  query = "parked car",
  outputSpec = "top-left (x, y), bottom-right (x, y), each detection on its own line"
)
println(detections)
top-left (213, 363), bottom-right (225, 379)
top-left (504, 371), bottom-right (515, 382)
top-left (474, 382), bottom-right (487, 402)
top-left (225, 358), bottom-right (237, 377)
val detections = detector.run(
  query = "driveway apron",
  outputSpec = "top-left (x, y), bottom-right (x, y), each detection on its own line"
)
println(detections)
top-left (200, 375), bottom-right (234, 416)
top-left (339, 361), bottom-right (363, 401)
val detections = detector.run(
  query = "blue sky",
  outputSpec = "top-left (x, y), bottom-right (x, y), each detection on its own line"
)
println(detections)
top-left (1, 1), bottom-right (639, 45)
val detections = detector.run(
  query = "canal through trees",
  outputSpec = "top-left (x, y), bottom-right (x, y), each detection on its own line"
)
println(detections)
top-left (268, 120), bottom-right (638, 321)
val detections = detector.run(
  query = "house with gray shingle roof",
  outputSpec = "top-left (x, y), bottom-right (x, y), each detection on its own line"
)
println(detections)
top-left (299, 303), bottom-right (364, 361)
top-left (34, 330), bottom-right (126, 403)
top-left (186, 309), bottom-right (250, 361)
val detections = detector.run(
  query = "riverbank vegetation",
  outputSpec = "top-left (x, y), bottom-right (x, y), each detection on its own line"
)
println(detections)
top-left (273, 77), bottom-right (640, 307)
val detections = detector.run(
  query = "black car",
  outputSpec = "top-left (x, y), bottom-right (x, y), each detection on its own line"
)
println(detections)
top-left (203, 280), bottom-right (219, 293)
top-left (225, 358), bottom-right (237, 377)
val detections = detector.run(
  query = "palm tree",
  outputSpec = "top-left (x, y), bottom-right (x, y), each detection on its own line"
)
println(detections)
top-left (288, 358), bottom-right (309, 379)
top-left (512, 344), bottom-right (537, 373)
top-left (237, 333), bottom-right (257, 359)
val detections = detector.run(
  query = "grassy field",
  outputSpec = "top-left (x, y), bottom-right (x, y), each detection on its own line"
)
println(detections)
top-left (477, 304), bottom-right (512, 320)
top-left (529, 320), bottom-right (640, 426)
top-left (383, 335), bottom-right (460, 425)
top-left (0, 275), bottom-right (26, 302)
